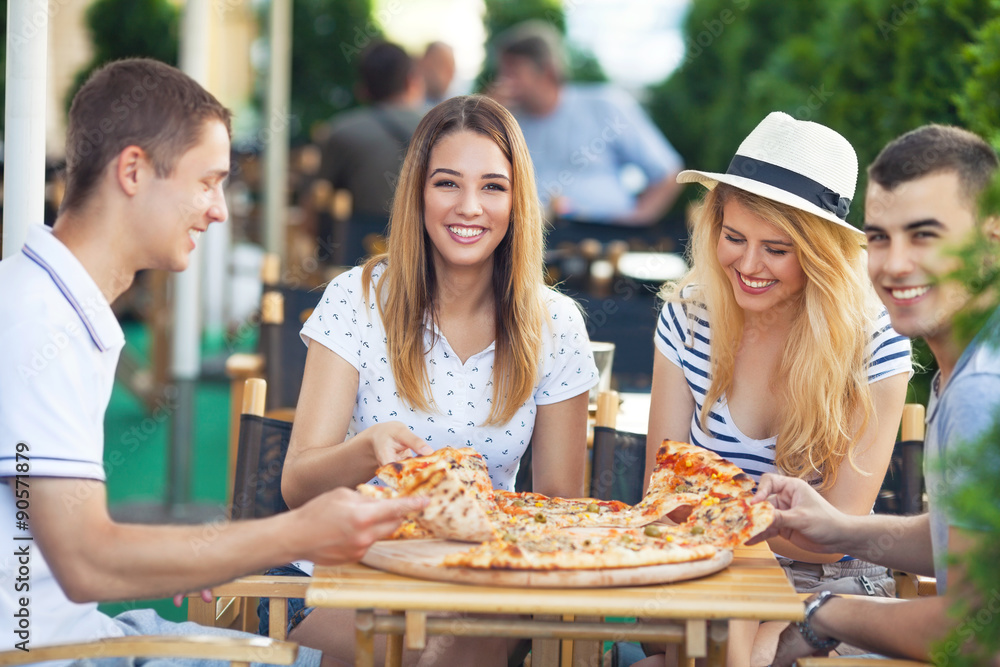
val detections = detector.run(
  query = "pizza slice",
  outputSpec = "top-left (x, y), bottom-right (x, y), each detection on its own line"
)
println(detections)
top-left (648, 440), bottom-right (755, 499)
top-left (649, 496), bottom-right (774, 549)
top-left (366, 447), bottom-right (499, 542)
top-left (376, 447), bottom-right (494, 497)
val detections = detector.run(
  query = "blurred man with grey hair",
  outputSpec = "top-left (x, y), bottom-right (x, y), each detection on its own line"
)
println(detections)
top-left (493, 20), bottom-right (683, 236)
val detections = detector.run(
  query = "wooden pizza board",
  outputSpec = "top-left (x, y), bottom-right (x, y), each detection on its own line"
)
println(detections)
top-left (361, 539), bottom-right (733, 588)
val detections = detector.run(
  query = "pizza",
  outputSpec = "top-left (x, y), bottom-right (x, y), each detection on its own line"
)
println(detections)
top-left (369, 447), bottom-right (498, 542)
top-left (359, 441), bottom-right (772, 570)
top-left (492, 490), bottom-right (634, 528)
top-left (443, 526), bottom-right (718, 571)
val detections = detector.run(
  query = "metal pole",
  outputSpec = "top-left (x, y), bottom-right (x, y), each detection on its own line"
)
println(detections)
top-left (2, 0), bottom-right (48, 258)
top-left (168, 0), bottom-right (212, 518)
top-left (263, 0), bottom-right (291, 259)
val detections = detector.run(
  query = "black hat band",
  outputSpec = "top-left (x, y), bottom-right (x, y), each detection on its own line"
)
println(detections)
top-left (726, 155), bottom-right (851, 220)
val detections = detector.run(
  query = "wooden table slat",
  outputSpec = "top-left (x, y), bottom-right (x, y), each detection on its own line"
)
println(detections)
top-left (308, 542), bottom-right (803, 667)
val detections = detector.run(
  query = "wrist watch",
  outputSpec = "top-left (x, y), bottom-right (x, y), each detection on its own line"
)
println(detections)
top-left (796, 590), bottom-right (841, 651)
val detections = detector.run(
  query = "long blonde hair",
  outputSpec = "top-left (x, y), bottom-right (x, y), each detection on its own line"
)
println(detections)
top-left (663, 184), bottom-right (882, 488)
top-left (362, 95), bottom-right (546, 425)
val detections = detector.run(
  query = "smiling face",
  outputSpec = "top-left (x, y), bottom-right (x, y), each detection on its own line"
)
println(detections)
top-left (423, 129), bottom-right (512, 275)
top-left (715, 198), bottom-right (807, 317)
top-left (864, 170), bottom-right (977, 346)
top-left (136, 119), bottom-right (230, 272)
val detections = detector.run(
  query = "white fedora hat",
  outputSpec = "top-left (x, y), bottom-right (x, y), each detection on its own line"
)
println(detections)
top-left (677, 112), bottom-right (862, 236)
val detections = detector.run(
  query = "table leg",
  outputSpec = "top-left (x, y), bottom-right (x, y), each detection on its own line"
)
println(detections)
top-left (532, 614), bottom-right (561, 667)
top-left (356, 609), bottom-right (376, 667)
top-left (707, 620), bottom-right (728, 667)
top-left (385, 610), bottom-right (404, 667)
top-left (685, 619), bottom-right (707, 659)
top-left (571, 615), bottom-right (602, 667)
top-left (405, 611), bottom-right (427, 650)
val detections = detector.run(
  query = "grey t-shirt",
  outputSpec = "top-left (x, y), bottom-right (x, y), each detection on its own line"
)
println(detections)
top-left (924, 307), bottom-right (1000, 593)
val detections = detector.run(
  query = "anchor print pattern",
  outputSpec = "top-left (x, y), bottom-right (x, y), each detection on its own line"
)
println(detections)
top-left (300, 265), bottom-right (600, 491)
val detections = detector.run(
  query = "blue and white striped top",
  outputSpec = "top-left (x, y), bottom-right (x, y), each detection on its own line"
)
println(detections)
top-left (653, 287), bottom-right (912, 481)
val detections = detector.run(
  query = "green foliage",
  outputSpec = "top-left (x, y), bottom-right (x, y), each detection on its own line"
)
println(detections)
top-left (277, 0), bottom-right (378, 144)
top-left (482, 0), bottom-right (566, 40)
top-left (648, 0), bottom-right (992, 227)
top-left (950, 177), bottom-right (1000, 347)
top-left (649, 1), bottom-right (819, 177)
top-left (68, 0), bottom-right (180, 113)
top-left (955, 1), bottom-right (1000, 150)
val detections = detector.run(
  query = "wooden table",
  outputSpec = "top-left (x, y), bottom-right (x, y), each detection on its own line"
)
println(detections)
top-left (306, 542), bottom-right (802, 667)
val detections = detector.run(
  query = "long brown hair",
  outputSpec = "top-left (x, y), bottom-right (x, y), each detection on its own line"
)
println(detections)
top-left (662, 184), bottom-right (884, 488)
top-left (362, 95), bottom-right (546, 425)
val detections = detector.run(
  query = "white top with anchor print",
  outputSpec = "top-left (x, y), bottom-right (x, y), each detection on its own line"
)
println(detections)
top-left (301, 263), bottom-right (600, 492)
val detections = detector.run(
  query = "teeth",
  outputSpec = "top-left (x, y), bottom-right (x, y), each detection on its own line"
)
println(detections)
top-left (449, 226), bottom-right (484, 238)
top-left (889, 285), bottom-right (930, 300)
top-left (739, 273), bottom-right (777, 289)
top-left (189, 230), bottom-right (202, 243)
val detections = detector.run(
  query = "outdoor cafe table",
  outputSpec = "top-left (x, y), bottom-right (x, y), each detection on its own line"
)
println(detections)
top-left (306, 542), bottom-right (803, 667)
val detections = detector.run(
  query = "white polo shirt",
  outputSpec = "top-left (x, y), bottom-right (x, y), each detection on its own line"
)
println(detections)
top-left (0, 225), bottom-right (125, 651)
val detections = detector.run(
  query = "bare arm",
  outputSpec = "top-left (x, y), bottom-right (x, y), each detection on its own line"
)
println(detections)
top-left (750, 474), bottom-right (935, 575)
top-left (766, 372), bottom-right (909, 563)
top-left (616, 170), bottom-right (683, 227)
top-left (27, 477), bottom-right (423, 603)
top-left (644, 350), bottom-right (696, 493)
top-left (282, 341), bottom-right (431, 508)
top-left (530, 391), bottom-right (590, 498)
top-left (770, 527), bottom-right (974, 666)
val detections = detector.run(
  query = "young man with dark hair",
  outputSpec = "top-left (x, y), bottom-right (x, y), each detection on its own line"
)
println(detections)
top-left (0, 58), bottom-right (423, 667)
top-left (317, 41), bottom-right (425, 223)
top-left (752, 124), bottom-right (1000, 665)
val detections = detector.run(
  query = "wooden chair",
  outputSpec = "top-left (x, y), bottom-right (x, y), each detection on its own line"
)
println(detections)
top-left (876, 403), bottom-right (937, 599)
top-left (189, 378), bottom-right (309, 640)
top-left (590, 390), bottom-right (645, 504)
top-left (876, 404), bottom-right (926, 516)
top-left (225, 256), bottom-right (319, 506)
top-left (0, 634), bottom-right (297, 667)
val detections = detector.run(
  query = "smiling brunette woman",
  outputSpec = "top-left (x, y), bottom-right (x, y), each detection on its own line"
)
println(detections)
top-left (637, 113), bottom-right (913, 667)
top-left (266, 95), bottom-right (598, 666)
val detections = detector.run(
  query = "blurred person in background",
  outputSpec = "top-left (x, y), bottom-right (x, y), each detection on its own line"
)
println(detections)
top-left (492, 20), bottom-right (684, 243)
top-left (420, 40), bottom-right (456, 108)
top-left (317, 40), bottom-right (425, 221)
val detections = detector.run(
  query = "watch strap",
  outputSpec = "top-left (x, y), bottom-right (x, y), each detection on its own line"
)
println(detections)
top-left (796, 591), bottom-right (841, 651)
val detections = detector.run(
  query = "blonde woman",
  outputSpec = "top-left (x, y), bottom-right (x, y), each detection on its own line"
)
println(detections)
top-left (272, 95), bottom-right (598, 665)
top-left (637, 113), bottom-right (911, 667)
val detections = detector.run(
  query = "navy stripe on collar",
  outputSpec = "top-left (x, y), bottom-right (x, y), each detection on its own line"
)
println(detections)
top-left (22, 244), bottom-right (108, 352)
